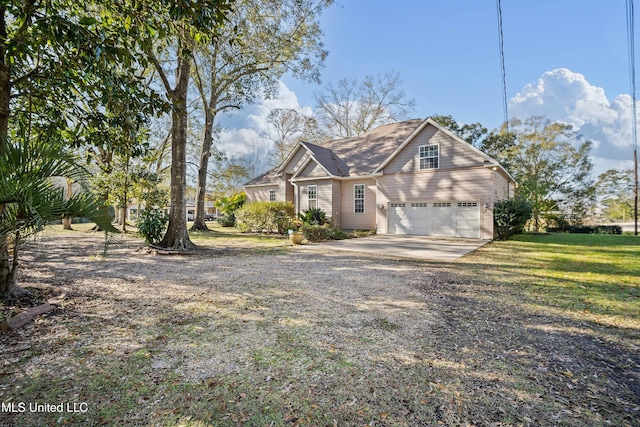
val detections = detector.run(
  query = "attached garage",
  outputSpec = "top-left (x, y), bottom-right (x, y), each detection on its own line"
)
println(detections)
top-left (388, 201), bottom-right (481, 238)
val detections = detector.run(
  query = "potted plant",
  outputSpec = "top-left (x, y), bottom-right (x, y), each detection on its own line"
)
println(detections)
top-left (288, 219), bottom-right (304, 245)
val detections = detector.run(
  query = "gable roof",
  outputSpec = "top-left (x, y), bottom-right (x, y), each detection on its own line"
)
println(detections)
top-left (300, 118), bottom-right (425, 177)
top-left (373, 118), bottom-right (515, 182)
top-left (246, 117), bottom-right (515, 186)
top-left (300, 141), bottom-right (350, 176)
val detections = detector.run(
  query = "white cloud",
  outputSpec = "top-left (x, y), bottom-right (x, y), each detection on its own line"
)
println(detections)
top-left (509, 68), bottom-right (637, 174)
top-left (215, 81), bottom-right (314, 174)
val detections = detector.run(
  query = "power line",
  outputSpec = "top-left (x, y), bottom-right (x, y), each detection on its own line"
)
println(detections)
top-left (496, 0), bottom-right (509, 128)
top-left (627, 0), bottom-right (639, 235)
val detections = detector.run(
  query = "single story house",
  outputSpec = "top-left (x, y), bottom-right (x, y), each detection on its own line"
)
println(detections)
top-left (244, 118), bottom-right (515, 239)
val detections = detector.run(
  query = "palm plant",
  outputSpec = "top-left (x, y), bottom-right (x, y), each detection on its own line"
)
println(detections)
top-left (0, 139), bottom-right (116, 298)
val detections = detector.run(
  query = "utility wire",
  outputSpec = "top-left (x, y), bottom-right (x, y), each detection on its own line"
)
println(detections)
top-left (496, 0), bottom-right (509, 128)
top-left (627, 0), bottom-right (639, 235)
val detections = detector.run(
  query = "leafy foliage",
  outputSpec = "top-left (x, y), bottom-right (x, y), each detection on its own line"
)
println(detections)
top-left (298, 208), bottom-right (327, 225)
top-left (235, 201), bottom-right (294, 233)
top-left (595, 168), bottom-right (635, 221)
top-left (215, 192), bottom-right (246, 216)
top-left (493, 198), bottom-right (532, 240)
top-left (547, 225), bottom-right (623, 235)
top-left (216, 213), bottom-right (236, 227)
top-left (136, 208), bottom-right (169, 245)
top-left (430, 114), bottom-right (488, 147)
top-left (507, 117), bottom-right (595, 231)
top-left (301, 224), bottom-right (347, 242)
top-left (214, 192), bottom-right (246, 227)
top-left (0, 139), bottom-right (116, 295)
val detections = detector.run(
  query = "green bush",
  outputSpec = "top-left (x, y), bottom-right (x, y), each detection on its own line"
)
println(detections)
top-left (301, 224), bottom-right (331, 242)
top-left (352, 229), bottom-right (376, 238)
top-left (235, 201), bottom-right (294, 234)
top-left (215, 192), bottom-right (246, 216)
top-left (298, 208), bottom-right (327, 225)
top-left (301, 224), bottom-right (348, 242)
top-left (216, 213), bottom-right (236, 227)
top-left (136, 208), bottom-right (168, 245)
top-left (494, 198), bottom-right (532, 240)
top-left (547, 225), bottom-right (623, 235)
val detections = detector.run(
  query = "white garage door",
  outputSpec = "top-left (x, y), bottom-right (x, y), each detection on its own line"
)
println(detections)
top-left (388, 201), bottom-right (481, 238)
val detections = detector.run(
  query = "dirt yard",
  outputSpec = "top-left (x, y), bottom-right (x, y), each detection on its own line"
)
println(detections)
top-left (0, 231), bottom-right (638, 426)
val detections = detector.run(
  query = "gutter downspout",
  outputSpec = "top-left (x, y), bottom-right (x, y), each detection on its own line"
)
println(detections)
top-left (373, 176), bottom-right (381, 234)
top-left (291, 180), bottom-right (299, 216)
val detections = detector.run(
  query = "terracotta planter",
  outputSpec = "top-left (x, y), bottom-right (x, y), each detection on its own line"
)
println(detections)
top-left (289, 231), bottom-right (304, 245)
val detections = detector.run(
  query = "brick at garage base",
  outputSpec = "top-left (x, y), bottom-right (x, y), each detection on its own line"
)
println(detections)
top-left (1, 303), bottom-right (56, 331)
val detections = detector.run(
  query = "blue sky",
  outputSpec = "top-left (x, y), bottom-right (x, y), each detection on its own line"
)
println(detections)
top-left (218, 1), bottom-right (638, 176)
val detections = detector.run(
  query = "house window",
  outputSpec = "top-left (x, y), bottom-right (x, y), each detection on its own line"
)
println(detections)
top-left (419, 144), bottom-right (439, 170)
top-left (354, 184), bottom-right (365, 214)
top-left (269, 189), bottom-right (276, 202)
top-left (308, 185), bottom-right (317, 209)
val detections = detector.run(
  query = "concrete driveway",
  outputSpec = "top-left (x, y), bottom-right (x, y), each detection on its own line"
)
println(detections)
top-left (305, 234), bottom-right (489, 261)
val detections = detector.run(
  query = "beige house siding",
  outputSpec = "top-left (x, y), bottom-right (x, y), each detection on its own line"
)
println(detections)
top-left (384, 126), bottom-right (485, 174)
top-left (340, 179), bottom-right (377, 230)
top-left (376, 168), bottom-right (494, 238)
top-left (492, 170), bottom-right (511, 203)
top-left (298, 180), bottom-right (333, 213)
top-left (283, 148), bottom-right (309, 175)
top-left (245, 185), bottom-right (279, 203)
top-left (298, 160), bottom-right (329, 178)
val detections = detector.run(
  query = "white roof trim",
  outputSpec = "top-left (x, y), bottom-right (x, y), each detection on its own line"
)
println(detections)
top-left (276, 142), bottom-right (305, 174)
top-left (244, 182), bottom-right (279, 188)
top-left (276, 141), bottom-right (337, 180)
top-left (290, 155), bottom-right (334, 181)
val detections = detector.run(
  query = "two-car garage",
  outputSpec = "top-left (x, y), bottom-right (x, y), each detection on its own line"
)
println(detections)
top-left (387, 201), bottom-right (481, 239)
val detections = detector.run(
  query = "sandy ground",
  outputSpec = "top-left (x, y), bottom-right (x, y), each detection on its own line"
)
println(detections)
top-left (0, 231), bottom-right (638, 426)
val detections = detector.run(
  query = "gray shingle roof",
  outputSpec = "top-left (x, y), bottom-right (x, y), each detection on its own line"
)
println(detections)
top-left (245, 119), bottom-right (425, 186)
top-left (244, 167), bottom-right (280, 186)
top-left (304, 118), bottom-right (424, 176)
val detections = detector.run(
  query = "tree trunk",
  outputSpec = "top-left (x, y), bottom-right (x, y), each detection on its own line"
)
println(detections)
top-left (191, 104), bottom-right (215, 232)
top-left (0, 233), bottom-right (30, 298)
top-left (62, 178), bottom-right (73, 230)
top-left (0, 236), bottom-right (11, 297)
top-left (0, 53), bottom-right (11, 151)
top-left (120, 206), bottom-right (127, 232)
top-left (158, 43), bottom-right (194, 250)
top-left (0, 60), bottom-right (12, 295)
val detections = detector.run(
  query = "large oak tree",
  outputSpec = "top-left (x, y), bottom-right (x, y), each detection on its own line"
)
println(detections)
top-left (189, 0), bottom-right (331, 231)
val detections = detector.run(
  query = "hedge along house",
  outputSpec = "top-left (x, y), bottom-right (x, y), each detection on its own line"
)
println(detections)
top-left (244, 118), bottom-right (516, 239)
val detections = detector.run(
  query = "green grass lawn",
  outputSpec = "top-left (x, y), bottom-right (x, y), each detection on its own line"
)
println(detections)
top-left (459, 233), bottom-right (640, 329)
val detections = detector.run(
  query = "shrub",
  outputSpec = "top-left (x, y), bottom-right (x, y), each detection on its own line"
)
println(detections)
top-left (301, 224), bottom-right (330, 242)
top-left (300, 224), bottom-right (348, 242)
top-left (493, 198), bottom-right (532, 240)
top-left (215, 192), bottom-right (246, 216)
top-left (595, 225), bottom-right (622, 235)
top-left (298, 208), bottom-right (327, 225)
top-left (216, 213), bottom-right (236, 227)
top-left (235, 201), bottom-right (294, 233)
top-left (136, 208), bottom-right (168, 245)
top-left (547, 225), bottom-right (623, 235)
top-left (352, 229), bottom-right (376, 238)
